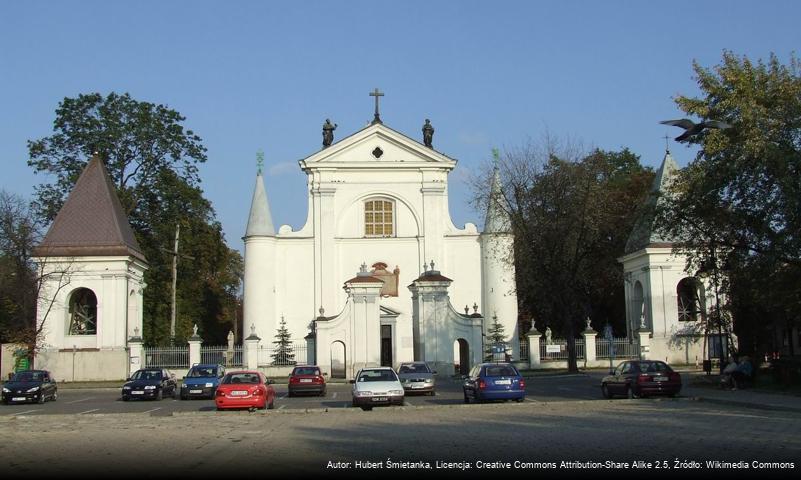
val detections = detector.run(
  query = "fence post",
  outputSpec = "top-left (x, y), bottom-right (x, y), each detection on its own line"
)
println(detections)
top-left (527, 332), bottom-right (541, 369)
top-left (582, 324), bottom-right (597, 366)
top-left (244, 324), bottom-right (260, 370)
top-left (128, 334), bottom-right (144, 376)
top-left (188, 328), bottom-right (202, 366)
top-left (637, 328), bottom-right (651, 360)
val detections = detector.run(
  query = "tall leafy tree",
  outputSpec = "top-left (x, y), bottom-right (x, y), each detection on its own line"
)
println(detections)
top-left (657, 52), bottom-right (801, 356)
top-left (27, 92), bottom-right (242, 345)
top-left (479, 141), bottom-right (653, 372)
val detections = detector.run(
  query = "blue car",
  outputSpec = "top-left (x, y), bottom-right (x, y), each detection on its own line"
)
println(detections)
top-left (180, 364), bottom-right (225, 400)
top-left (462, 363), bottom-right (526, 404)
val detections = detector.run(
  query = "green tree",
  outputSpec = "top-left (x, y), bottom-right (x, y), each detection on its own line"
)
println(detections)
top-left (271, 316), bottom-right (295, 366)
top-left (27, 92), bottom-right (242, 345)
top-left (657, 52), bottom-right (801, 357)
top-left (481, 142), bottom-right (653, 372)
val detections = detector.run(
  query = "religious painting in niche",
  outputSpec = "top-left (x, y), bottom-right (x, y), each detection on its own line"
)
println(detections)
top-left (677, 277), bottom-right (705, 322)
top-left (68, 288), bottom-right (98, 335)
top-left (364, 199), bottom-right (394, 237)
top-left (370, 262), bottom-right (399, 297)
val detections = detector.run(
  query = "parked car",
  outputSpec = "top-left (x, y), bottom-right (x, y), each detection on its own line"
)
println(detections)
top-left (215, 370), bottom-right (275, 411)
top-left (2, 369), bottom-right (58, 404)
top-left (180, 364), bottom-right (225, 400)
top-left (462, 363), bottom-right (525, 403)
top-left (288, 365), bottom-right (326, 397)
top-left (350, 367), bottom-right (404, 410)
top-left (601, 360), bottom-right (682, 399)
top-left (397, 361), bottom-right (436, 396)
top-left (121, 368), bottom-right (178, 401)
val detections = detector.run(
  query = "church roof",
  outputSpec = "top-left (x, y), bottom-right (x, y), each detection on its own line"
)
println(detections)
top-left (244, 172), bottom-right (275, 237)
top-left (33, 154), bottom-right (146, 262)
top-left (624, 150), bottom-right (680, 254)
top-left (483, 165), bottom-right (511, 234)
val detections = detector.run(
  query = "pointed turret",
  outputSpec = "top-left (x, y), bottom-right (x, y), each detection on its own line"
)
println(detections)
top-left (483, 163), bottom-right (511, 233)
top-left (480, 149), bottom-right (518, 359)
top-left (245, 171), bottom-right (275, 237)
top-left (33, 154), bottom-right (146, 262)
top-left (624, 149), bottom-right (680, 254)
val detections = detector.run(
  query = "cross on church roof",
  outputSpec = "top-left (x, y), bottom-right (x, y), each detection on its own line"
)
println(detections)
top-left (370, 88), bottom-right (384, 125)
top-left (256, 150), bottom-right (264, 175)
top-left (663, 134), bottom-right (670, 153)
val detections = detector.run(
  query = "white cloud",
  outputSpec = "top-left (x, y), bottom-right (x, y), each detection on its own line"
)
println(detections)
top-left (268, 161), bottom-right (297, 176)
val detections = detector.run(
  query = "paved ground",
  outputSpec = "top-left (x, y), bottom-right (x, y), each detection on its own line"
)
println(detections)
top-left (1, 373), bottom-right (799, 477)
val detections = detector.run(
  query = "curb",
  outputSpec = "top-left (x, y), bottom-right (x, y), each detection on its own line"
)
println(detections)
top-left (690, 395), bottom-right (801, 414)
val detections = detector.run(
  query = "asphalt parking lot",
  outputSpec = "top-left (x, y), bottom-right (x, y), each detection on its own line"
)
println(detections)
top-left (1, 372), bottom-right (610, 416)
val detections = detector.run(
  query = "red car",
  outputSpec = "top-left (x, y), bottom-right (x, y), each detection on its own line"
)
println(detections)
top-left (288, 365), bottom-right (326, 397)
top-left (215, 371), bottom-right (275, 410)
top-left (601, 360), bottom-right (682, 399)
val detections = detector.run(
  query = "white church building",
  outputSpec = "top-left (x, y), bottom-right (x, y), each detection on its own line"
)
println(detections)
top-left (243, 109), bottom-right (518, 379)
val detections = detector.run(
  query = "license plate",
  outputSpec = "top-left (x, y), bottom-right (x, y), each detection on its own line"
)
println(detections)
top-left (231, 390), bottom-right (248, 396)
top-left (132, 391), bottom-right (144, 395)
top-left (12, 397), bottom-right (26, 402)
top-left (189, 389), bottom-right (203, 394)
top-left (300, 379), bottom-right (312, 383)
top-left (412, 385), bottom-right (423, 389)
top-left (372, 397), bottom-right (388, 402)
top-left (654, 376), bottom-right (668, 382)
top-left (495, 379), bottom-right (511, 385)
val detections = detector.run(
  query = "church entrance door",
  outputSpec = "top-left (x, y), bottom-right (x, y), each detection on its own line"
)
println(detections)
top-left (455, 338), bottom-right (470, 375)
top-left (380, 324), bottom-right (393, 367)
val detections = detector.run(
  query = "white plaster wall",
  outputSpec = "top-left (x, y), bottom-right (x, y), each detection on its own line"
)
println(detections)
top-left (34, 256), bottom-right (145, 352)
top-left (36, 348), bottom-right (128, 382)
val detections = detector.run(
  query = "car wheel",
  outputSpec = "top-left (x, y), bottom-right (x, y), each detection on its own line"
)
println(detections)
top-left (361, 406), bottom-right (372, 411)
top-left (122, 395), bottom-right (129, 402)
top-left (287, 391), bottom-right (293, 398)
top-left (429, 391), bottom-right (435, 396)
top-left (268, 398), bottom-right (275, 410)
top-left (514, 397), bottom-right (524, 403)
top-left (155, 389), bottom-right (163, 401)
top-left (601, 383), bottom-right (612, 399)
top-left (51, 391), bottom-right (58, 402)
top-left (38, 394), bottom-right (46, 404)
top-left (627, 386), bottom-right (638, 399)
top-left (463, 391), bottom-right (470, 404)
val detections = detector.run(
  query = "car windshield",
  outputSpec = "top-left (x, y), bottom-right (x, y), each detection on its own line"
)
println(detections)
top-left (293, 367), bottom-right (321, 376)
top-left (483, 365), bottom-right (518, 377)
top-left (187, 367), bottom-right (217, 378)
top-left (223, 373), bottom-right (261, 384)
top-left (131, 370), bottom-right (162, 380)
top-left (357, 370), bottom-right (398, 382)
top-left (636, 362), bottom-right (671, 373)
top-left (398, 364), bottom-right (430, 374)
top-left (12, 371), bottom-right (44, 382)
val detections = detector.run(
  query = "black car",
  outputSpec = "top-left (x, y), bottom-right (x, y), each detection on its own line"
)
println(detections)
top-left (122, 368), bottom-right (178, 401)
top-left (2, 369), bottom-right (58, 404)
top-left (601, 360), bottom-right (682, 399)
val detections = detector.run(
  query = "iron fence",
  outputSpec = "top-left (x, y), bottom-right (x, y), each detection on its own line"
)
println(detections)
top-left (143, 346), bottom-right (189, 368)
top-left (257, 343), bottom-right (309, 367)
top-left (540, 338), bottom-right (585, 361)
top-left (596, 338), bottom-right (640, 359)
top-left (200, 345), bottom-right (243, 367)
top-left (519, 338), bottom-right (529, 361)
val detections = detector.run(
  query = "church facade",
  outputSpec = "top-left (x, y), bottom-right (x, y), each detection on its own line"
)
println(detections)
top-left (243, 115), bottom-right (518, 378)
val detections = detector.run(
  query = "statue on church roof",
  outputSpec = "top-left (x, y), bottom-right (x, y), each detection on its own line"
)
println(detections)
top-left (322, 119), bottom-right (337, 148)
top-left (422, 119), bottom-right (434, 148)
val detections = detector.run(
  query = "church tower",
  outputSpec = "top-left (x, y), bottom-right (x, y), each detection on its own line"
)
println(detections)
top-left (619, 149), bottom-right (712, 364)
top-left (479, 153), bottom-right (519, 358)
top-left (242, 162), bottom-right (277, 342)
top-left (32, 154), bottom-right (147, 380)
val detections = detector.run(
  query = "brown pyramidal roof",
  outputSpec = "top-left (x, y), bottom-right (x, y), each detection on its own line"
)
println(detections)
top-left (33, 155), bottom-right (146, 262)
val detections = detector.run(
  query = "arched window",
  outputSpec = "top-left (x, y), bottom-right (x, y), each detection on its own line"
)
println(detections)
top-left (364, 198), bottom-right (394, 237)
top-left (677, 277), bottom-right (705, 322)
top-left (68, 288), bottom-right (98, 335)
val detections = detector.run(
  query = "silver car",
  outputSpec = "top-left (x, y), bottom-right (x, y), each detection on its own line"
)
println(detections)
top-left (397, 362), bottom-right (436, 396)
top-left (350, 367), bottom-right (404, 410)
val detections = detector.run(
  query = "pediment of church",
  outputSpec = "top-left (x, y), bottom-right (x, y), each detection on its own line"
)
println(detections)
top-left (299, 123), bottom-right (457, 171)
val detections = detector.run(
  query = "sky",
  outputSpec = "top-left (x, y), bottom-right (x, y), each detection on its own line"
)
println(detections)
top-left (1, 1), bottom-right (799, 254)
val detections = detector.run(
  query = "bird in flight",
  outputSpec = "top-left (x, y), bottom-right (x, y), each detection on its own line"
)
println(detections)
top-left (660, 119), bottom-right (732, 141)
